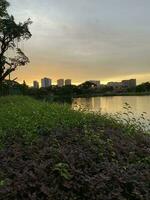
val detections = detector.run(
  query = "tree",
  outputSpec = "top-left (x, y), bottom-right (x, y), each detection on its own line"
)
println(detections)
top-left (79, 81), bottom-right (97, 89)
top-left (136, 82), bottom-right (150, 92)
top-left (0, 0), bottom-right (9, 17)
top-left (0, 0), bottom-right (32, 83)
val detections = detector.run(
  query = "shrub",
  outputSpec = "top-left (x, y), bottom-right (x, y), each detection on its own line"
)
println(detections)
top-left (0, 128), bottom-right (150, 200)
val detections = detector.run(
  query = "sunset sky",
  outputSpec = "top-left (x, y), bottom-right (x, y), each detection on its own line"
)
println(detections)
top-left (9, 0), bottom-right (150, 86)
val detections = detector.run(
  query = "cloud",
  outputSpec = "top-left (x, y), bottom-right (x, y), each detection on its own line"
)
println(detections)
top-left (8, 0), bottom-right (150, 84)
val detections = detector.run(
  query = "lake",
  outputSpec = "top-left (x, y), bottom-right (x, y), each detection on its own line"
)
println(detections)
top-left (72, 96), bottom-right (150, 123)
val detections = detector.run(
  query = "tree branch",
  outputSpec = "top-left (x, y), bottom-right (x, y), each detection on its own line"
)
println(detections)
top-left (0, 67), bottom-right (16, 81)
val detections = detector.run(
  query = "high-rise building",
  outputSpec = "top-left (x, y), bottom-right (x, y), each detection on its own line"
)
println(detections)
top-left (33, 81), bottom-right (39, 89)
top-left (129, 79), bottom-right (136, 88)
top-left (121, 79), bottom-right (136, 88)
top-left (41, 77), bottom-right (52, 88)
top-left (57, 79), bottom-right (64, 87)
top-left (89, 80), bottom-right (100, 87)
top-left (65, 79), bottom-right (72, 86)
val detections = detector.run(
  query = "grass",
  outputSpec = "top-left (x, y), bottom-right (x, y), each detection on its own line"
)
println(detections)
top-left (0, 96), bottom-right (149, 146)
top-left (0, 95), bottom-right (150, 199)
top-left (0, 96), bottom-right (86, 143)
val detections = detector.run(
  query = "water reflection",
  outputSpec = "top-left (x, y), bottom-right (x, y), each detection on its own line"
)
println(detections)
top-left (73, 96), bottom-right (150, 120)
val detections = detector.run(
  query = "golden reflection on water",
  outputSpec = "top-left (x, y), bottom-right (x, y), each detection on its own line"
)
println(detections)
top-left (73, 96), bottom-right (150, 120)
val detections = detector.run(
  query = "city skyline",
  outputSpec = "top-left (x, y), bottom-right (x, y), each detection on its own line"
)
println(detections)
top-left (8, 0), bottom-right (150, 85)
top-left (32, 77), bottom-right (136, 88)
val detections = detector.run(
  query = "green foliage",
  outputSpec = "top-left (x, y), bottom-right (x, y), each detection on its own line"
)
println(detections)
top-left (0, 96), bottom-right (149, 147)
top-left (136, 82), bottom-right (150, 92)
top-left (0, 96), bottom-right (84, 145)
top-left (112, 102), bottom-right (150, 134)
top-left (54, 163), bottom-right (72, 180)
top-left (0, 80), bottom-right (28, 96)
top-left (0, 180), bottom-right (5, 187)
top-left (0, 124), bottom-right (149, 199)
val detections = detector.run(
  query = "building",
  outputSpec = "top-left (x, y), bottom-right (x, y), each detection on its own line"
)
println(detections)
top-left (65, 79), bottom-right (72, 86)
top-left (41, 77), bottom-right (52, 88)
top-left (129, 79), bottom-right (136, 87)
top-left (57, 79), bottom-right (64, 87)
top-left (107, 82), bottom-right (121, 88)
top-left (33, 81), bottom-right (39, 89)
top-left (89, 80), bottom-right (100, 87)
top-left (121, 79), bottom-right (136, 88)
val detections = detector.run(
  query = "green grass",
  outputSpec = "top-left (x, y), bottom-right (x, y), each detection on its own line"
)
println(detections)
top-left (0, 95), bottom-right (102, 130)
top-left (0, 96), bottom-right (84, 142)
top-left (0, 95), bottom-right (149, 146)
top-left (0, 96), bottom-right (85, 142)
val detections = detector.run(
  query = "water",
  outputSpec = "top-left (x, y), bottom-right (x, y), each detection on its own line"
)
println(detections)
top-left (73, 96), bottom-right (150, 122)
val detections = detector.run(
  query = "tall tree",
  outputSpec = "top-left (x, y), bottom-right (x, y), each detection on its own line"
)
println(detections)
top-left (0, 0), bottom-right (32, 83)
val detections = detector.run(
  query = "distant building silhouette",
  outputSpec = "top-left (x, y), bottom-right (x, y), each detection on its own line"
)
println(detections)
top-left (121, 79), bottom-right (136, 88)
top-left (107, 79), bottom-right (136, 89)
top-left (65, 79), bottom-right (72, 86)
top-left (57, 79), bottom-right (64, 87)
top-left (33, 81), bottom-right (39, 89)
top-left (107, 82), bottom-right (121, 88)
top-left (41, 78), bottom-right (51, 88)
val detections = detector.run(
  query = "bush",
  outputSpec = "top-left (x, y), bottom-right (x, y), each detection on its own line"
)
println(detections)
top-left (0, 129), bottom-right (150, 200)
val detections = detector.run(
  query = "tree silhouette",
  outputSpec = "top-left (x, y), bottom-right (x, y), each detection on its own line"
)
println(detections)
top-left (79, 81), bottom-right (97, 89)
top-left (0, 0), bottom-right (9, 17)
top-left (0, 0), bottom-right (32, 83)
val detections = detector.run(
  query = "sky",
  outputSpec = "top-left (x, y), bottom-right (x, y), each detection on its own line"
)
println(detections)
top-left (8, 0), bottom-right (150, 85)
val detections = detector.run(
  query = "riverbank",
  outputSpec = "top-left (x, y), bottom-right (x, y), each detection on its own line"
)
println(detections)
top-left (0, 96), bottom-right (150, 199)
